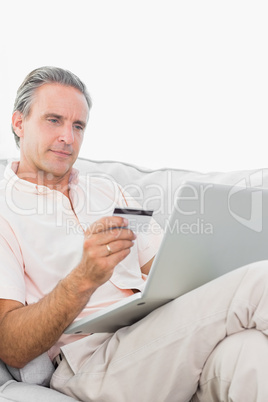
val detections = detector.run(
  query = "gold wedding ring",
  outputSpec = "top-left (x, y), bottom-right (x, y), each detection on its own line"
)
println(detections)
top-left (106, 244), bottom-right (112, 255)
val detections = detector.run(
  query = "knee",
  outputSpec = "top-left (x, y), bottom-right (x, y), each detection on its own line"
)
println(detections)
top-left (193, 329), bottom-right (268, 401)
top-left (245, 259), bottom-right (268, 275)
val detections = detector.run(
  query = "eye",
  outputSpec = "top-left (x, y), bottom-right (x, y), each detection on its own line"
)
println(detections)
top-left (48, 118), bottom-right (59, 124)
top-left (74, 124), bottom-right (84, 131)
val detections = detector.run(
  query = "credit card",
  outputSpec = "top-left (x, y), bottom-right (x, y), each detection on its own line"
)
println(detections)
top-left (113, 207), bottom-right (154, 233)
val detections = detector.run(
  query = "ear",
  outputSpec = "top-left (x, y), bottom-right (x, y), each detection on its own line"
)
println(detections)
top-left (12, 111), bottom-right (25, 138)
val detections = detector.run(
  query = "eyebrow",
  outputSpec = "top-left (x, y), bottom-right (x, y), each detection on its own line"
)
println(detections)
top-left (43, 113), bottom-right (87, 128)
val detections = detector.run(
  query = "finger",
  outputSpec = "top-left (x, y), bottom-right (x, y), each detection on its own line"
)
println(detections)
top-left (83, 228), bottom-right (136, 258)
top-left (97, 227), bottom-right (136, 245)
top-left (86, 216), bottom-right (129, 236)
top-left (103, 239), bottom-right (135, 257)
top-left (106, 247), bottom-right (132, 267)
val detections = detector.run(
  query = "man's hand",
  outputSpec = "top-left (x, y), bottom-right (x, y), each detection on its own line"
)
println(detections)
top-left (77, 216), bottom-right (136, 289)
top-left (0, 216), bottom-right (136, 368)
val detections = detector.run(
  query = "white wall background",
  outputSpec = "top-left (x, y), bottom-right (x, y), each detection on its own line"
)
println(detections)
top-left (1, 0), bottom-right (268, 173)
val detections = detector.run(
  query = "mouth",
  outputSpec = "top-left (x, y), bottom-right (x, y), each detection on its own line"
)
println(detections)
top-left (50, 149), bottom-right (72, 158)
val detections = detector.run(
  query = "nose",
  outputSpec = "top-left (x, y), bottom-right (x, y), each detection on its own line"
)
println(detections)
top-left (58, 124), bottom-right (74, 144)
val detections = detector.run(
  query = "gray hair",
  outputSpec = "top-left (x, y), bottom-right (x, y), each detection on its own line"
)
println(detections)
top-left (12, 66), bottom-right (92, 147)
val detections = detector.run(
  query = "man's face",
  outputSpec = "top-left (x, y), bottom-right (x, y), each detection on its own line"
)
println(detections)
top-left (13, 83), bottom-right (89, 179)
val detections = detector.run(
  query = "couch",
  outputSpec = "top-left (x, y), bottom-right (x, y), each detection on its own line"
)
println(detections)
top-left (1, 156), bottom-right (268, 401)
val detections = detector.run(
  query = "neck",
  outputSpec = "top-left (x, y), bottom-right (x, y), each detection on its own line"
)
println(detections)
top-left (16, 162), bottom-right (71, 199)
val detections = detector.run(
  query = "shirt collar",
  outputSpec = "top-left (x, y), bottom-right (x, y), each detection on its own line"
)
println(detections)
top-left (4, 160), bottom-right (80, 194)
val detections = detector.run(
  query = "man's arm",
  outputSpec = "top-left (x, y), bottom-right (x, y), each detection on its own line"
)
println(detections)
top-left (0, 273), bottom-right (94, 368)
top-left (0, 216), bottom-right (136, 368)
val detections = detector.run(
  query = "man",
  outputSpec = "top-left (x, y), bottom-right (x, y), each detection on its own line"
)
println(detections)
top-left (1, 66), bottom-right (268, 402)
top-left (0, 67), bottom-right (161, 365)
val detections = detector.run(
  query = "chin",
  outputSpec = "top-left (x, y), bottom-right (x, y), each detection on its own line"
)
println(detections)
top-left (43, 158), bottom-right (74, 178)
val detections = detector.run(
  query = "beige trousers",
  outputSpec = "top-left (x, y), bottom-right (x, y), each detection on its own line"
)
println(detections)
top-left (51, 262), bottom-right (268, 402)
top-left (192, 329), bottom-right (268, 402)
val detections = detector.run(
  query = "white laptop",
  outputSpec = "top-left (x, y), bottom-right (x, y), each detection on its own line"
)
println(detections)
top-left (65, 180), bottom-right (268, 335)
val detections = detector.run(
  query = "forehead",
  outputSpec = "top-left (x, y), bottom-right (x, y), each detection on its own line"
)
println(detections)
top-left (30, 83), bottom-right (89, 120)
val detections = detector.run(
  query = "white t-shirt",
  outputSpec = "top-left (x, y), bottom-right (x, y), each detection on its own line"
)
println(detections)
top-left (0, 161), bottom-right (163, 358)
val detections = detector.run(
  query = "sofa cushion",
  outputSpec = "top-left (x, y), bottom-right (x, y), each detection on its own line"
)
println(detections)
top-left (73, 158), bottom-right (268, 228)
top-left (0, 381), bottom-right (78, 401)
top-left (1, 157), bottom-right (268, 229)
top-left (0, 362), bottom-right (13, 387)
